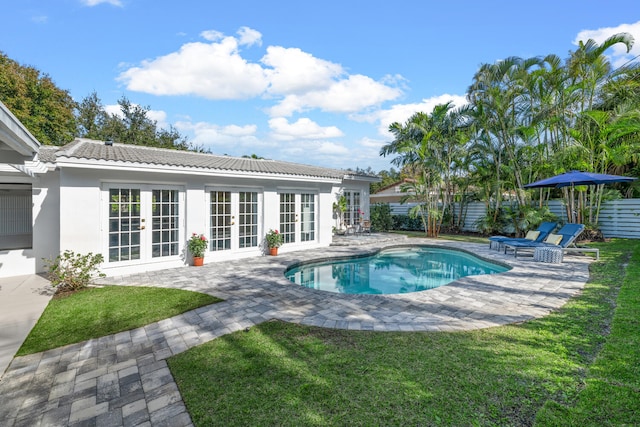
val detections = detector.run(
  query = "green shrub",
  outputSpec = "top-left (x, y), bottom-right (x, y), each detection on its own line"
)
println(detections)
top-left (370, 203), bottom-right (393, 231)
top-left (392, 214), bottom-right (423, 231)
top-left (44, 250), bottom-right (106, 292)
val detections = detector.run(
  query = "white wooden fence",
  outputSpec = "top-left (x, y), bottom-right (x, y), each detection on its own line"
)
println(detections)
top-left (387, 199), bottom-right (640, 239)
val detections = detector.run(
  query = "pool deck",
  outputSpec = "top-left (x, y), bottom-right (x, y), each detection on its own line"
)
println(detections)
top-left (0, 234), bottom-right (593, 426)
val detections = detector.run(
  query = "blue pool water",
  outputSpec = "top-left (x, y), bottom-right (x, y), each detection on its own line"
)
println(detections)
top-left (285, 246), bottom-right (509, 295)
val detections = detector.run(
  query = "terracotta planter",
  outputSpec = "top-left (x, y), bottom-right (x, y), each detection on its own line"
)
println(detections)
top-left (269, 247), bottom-right (278, 256)
top-left (193, 256), bottom-right (204, 266)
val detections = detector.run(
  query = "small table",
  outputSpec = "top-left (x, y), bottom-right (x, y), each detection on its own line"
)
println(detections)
top-left (533, 246), bottom-right (563, 264)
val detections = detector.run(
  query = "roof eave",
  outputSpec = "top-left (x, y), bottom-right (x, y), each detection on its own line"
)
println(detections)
top-left (0, 101), bottom-right (41, 156)
top-left (342, 174), bottom-right (381, 183)
top-left (54, 158), bottom-right (344, 183)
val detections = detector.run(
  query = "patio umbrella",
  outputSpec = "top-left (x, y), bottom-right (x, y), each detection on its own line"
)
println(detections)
top-left (524, 170), bottom-right (637, 189)
top-left (524, 170), bottom-right (637, 223)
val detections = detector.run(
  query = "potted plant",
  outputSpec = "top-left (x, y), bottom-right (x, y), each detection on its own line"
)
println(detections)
top-left (188, 233), bottom-right (208, 266)
top-left (265, 229), bottom-right (284, 255)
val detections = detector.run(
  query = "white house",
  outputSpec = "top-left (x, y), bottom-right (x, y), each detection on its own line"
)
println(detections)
top-left (0, 102), bottom-right (378, 278)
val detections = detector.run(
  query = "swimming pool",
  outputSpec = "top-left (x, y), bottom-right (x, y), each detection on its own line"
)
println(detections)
top-left (284, 246), bottom-right (510, 295)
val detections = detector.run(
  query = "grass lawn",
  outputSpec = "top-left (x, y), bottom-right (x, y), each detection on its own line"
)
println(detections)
top-left (392, 229), bottom-right (490, 244)
top-left (168, 239), bottom-right (639, 426)
top-left (17, 286), bottom-right (221, 355)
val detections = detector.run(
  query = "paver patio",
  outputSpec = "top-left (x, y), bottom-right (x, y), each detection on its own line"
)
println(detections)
top-left (0, 234), bottom-right (592, 426)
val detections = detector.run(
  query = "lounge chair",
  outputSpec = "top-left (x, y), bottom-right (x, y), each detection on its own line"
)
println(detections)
top-left (503, 223), bottom-right (598, 259)
top-left (489, 221), bottom-right (557, 250)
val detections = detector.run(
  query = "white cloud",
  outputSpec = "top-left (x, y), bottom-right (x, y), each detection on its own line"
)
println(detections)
top-left (175, 120), bottom-right (262, 152)
top-left (269, 74), bottom-right (403, 117)
top-left (262, 46), bottom-right (344, 94)
top-left (358, 136), bottom-right (386, 150)
top-left (117, 27), bottom-right (403, 115)
top-left (355, 94), bottom-right (468, 137)
top-left (104, 104), bottom-right (121, 117)
top-left (350, 137), bottom-right (388, 168)
top-left (268, 117), bottom-right (343, 141)
top-left (574, 21), bottom-right (640, 68)
top-left (117, 33), bottom-right (269, 99)
top-left (279, 140), bottom-right (349, 158)
top-left (31, 15), bottom-right (48, 23)
top-left (80, 0), bottom-right (122, 6)
top-left (200, 30), bottom-right (224, 42)
top-left (316, 141), bottom-right (350, 155)
top-left (237, 27), bottom-right (262, 47)
top-left (146, 110), bottom-right (168, 129)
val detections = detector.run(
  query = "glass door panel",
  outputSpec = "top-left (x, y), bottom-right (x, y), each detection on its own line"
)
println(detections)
top-left (300, 193), bottom-right (315, 242)
top-left (152, 189), bottom-right (179, 257)
top-left (344, 191), bottom-right (361, 226)
top-left (238, 192), bottom-right (258, 248)
top-left (108, 188), bottom-right (141, 262)
top-left (279, 193), bottom-right (296, 244)
top-left (210, 191), bottom-right (232, 251)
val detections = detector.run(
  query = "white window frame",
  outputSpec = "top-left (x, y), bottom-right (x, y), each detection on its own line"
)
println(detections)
top-left (101, 183), bottom-right (185, 267)
top-left (277, 189), bottom-right (318, 246)
top-left (205, 186), bottom-right (263, 254)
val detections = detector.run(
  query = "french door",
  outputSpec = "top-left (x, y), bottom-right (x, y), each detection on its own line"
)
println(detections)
top-left (209, 189), bottom-right (261, 252)
top-left (343, 190), bottom-right (361, 226)
top-left (106, 185), bottom-right (183, 264)
top-left (279, 192), bottom-right (316, 245)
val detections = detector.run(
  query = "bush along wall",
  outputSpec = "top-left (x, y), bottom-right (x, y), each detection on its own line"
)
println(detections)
top-left (370, 203), bottom-right (393, 231)
top-left (391, 215), bottom-right (424, 231)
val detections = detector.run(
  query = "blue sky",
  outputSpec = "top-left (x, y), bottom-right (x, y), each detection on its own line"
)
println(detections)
top-left (2, 1), bottom-right (639, 171)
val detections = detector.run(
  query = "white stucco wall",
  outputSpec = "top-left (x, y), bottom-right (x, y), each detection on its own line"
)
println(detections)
top-left (0, 249), bottom-right (34, 278)
top-left (33, 170), bottom-right (60, 273)
top-left (54, 166), bottom-right (339, 276)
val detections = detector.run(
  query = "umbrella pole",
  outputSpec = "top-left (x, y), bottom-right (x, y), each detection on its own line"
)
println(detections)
top-left (570, 186), bottom-right (576, 223)
top-left (563, 187), bottom-right (572, 223)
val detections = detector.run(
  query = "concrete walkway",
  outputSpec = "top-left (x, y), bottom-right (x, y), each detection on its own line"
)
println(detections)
top-left (0, 274), bottom-right (54, 376)
top-left (0, 235), bottom-right (593, 426)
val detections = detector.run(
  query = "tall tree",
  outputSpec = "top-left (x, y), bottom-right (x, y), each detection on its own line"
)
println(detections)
top-left (76, 93), bottom-right (195, 151)
top-left (0, 51), bottom-right (76, 145)
top-left (381, 102), bottom-right (468, 237)
top-left (76, 91), bottom-right (108, 139)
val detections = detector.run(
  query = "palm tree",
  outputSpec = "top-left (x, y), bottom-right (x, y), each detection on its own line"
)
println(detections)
top-left (381, 103), bottom-right (467, 237)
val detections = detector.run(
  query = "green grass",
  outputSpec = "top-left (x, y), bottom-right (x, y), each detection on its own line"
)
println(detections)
top-left (169, 239), bottom-right (639, 426)
top-left (535, 239), bottom-right (640, 426)
top-left (391, 229), bottom-right (490, 244)
top-left (17, 286), bottom-right (221, 355)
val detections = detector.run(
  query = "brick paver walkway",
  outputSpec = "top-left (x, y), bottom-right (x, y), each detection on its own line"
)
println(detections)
top-left (0, 236), bottom-right (592, 426)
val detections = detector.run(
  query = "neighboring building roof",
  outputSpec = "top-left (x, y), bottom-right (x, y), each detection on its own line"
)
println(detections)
top-left (371, 179), bottom-right (416, 203)
top-left (372, 178), bottom-right (415, 194)
top-left (39, 138), bottom-right (375, 181)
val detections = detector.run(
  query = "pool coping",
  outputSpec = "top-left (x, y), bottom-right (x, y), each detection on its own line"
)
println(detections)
top-left (104, 236), bottom-right (592, 332)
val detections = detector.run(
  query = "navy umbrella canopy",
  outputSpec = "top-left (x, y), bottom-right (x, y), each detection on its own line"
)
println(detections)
top-left (524, 170), bottom-right (637, 189)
